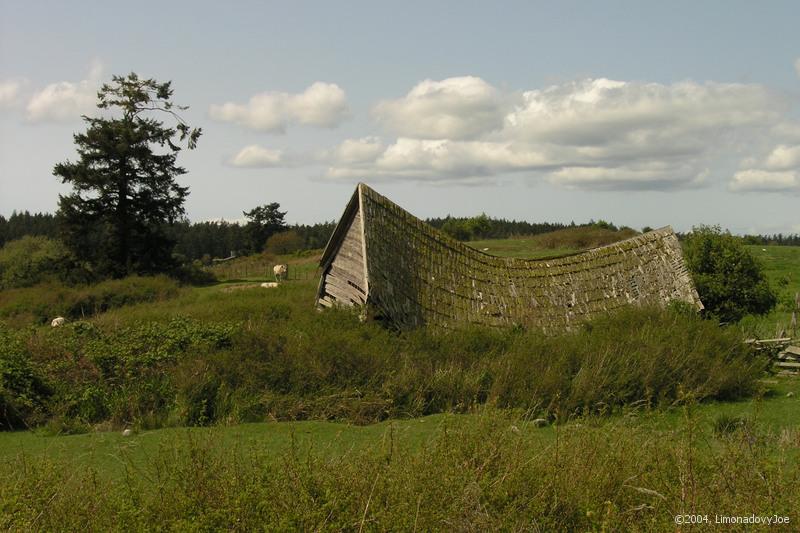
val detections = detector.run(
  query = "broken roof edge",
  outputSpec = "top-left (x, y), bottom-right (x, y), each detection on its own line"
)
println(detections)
top-left (318, 183), bottom-right (364, 270)
top-left (354, 183), bottom-right (682, 267)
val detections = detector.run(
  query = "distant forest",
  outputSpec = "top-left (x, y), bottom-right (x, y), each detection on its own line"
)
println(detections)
top-left (2, 210), bottom-right (799, 259)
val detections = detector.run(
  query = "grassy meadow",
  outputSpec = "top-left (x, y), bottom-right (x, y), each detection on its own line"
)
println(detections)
top-left (1, 233), bottom-right (799, 530)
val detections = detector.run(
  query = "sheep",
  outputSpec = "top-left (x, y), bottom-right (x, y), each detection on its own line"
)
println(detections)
top-left (51, 316), bottom-right (66, 327)
top-left (273, 264), bottom-right (288, 282)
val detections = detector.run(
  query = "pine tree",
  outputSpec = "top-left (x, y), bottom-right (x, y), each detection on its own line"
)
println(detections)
top-left (243, 203), bottom-right (287, 253)
top-left (53, 73), bottom-right (201, 277)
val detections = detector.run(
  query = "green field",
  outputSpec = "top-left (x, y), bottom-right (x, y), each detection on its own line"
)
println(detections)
top-left (1, 239), bottom-right (799, 530)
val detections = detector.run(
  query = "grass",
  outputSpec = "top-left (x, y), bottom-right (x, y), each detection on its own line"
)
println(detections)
top-left (3, 386), bottom-right (800, 530)
top-left (2, 377), bottom-right (798, 479)
top-left (1, 235), bottom-right (798, 530)
top-left (467, 225), bottom-right (638, 258)
top-left (740, 245), bottom-right (800, 338)
top-left (1, 295), bottom-right (766, 431)
top-left (207, 250), bottom-right (322, 282)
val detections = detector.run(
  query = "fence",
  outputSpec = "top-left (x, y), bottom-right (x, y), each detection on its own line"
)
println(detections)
top-left (207, 259), bottom-right (320, 282)
top-left (748, 336), bottom-right (800, 375)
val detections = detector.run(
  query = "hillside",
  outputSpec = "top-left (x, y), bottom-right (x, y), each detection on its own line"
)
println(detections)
top-left (467, 226), bottom-right (639, 258)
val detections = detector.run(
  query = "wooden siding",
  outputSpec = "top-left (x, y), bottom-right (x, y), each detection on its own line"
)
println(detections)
top-left (318, 184), bottom-right (703, 332)
top-left (317, 208), bottom-right (368, 308)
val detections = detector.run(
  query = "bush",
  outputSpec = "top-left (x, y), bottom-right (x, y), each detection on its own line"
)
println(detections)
top-left (684, 225), bottom-right (777, 323)
top-left (531, 225), bottom-right (638, 250)
top-left (441, 214), bottom-right (493, 241)
top-left (0, 301), bottom-right (765, 430)
top-left (0, 325), bottom-right (51, 429)
top-left (0, 276), bottom-right (181, 324)
top-left (0, 236), bottom-right (83, 289)
top-left (264, 230), bottom-right (305, 255)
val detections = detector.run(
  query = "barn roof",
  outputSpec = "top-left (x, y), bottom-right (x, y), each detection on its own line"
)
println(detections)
top-left (317, 183), bottom-right (702, 332)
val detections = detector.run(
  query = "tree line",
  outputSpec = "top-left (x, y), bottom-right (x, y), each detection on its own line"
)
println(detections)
top-left (3, 209), bottom-right (800, 261)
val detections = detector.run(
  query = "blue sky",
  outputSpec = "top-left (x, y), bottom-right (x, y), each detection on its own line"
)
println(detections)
top-left (1, 1), bottom-right (798, 234)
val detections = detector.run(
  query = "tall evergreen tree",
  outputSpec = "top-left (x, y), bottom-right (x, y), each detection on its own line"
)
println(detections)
top-left (53, 73), bottom-right (201, 277)
top-left (243, 203), bottom-right (287, 253)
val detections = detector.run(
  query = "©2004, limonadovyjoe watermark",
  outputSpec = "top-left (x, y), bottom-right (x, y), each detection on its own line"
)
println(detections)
top-left (675, 514), bottom-right (790, 526)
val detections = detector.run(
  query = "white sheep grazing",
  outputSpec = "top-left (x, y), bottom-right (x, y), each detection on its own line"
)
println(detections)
top-left (51, 317), bottom-right (66, 327)
top-left (273, 264), bottom-right (288, 282)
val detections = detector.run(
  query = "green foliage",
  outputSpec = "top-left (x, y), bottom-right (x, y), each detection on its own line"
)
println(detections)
top-left (468, 226), bottom-right (639, 258)
top-left (243, 203), bottom-right (287, 253)
top-left (0, 236), bottom-right (82, 289)
top-left (711, 413), bottom-right (754, 437)
top-left (685, 225), bottom-right (777, 323)
top-left (264, 229), bottom-right (304, 255)
top-left (0, 275), bottom-right (180, 324)
top-left (441, 213), bottom-right (493, 241)
top-left (0, 326), bottom-right (51, 429)
top-left (0, 211), bottom-right (59, 247)
top-left (53, 73), bottom-right (201, 278)
top-left (590, 218), bottom-right (618, 231)
top-left (441, 217), bottom-right (471, 240)
top-left (2, 405), bottom-right (800, 531)
top-left (0, 293), bottom-right (764, 431)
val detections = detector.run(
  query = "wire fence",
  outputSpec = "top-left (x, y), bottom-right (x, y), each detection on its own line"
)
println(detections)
top-left (207, 260), bottom-right (320, 282)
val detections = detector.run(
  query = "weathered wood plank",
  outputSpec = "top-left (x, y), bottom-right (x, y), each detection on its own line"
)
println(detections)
top-left (783, 345), bottom-right (800, 357)
top-left (324, 277), bottom-right (366, 304)
top-left (316, 184), bottom-right (703, 332)
top-left (746, 337), bottom-right (792, 344)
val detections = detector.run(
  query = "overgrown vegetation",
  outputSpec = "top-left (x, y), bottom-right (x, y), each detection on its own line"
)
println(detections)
top-left (685, 225), bottom-right (777, 323)
top-left (0, 275), bottom-right (180, 326)
top-left (2, 403), bottom-right (799, 531)
top-left (0, 236), bottom-right (85, 289)
top-left (0, 287), bottom-right (765, 432)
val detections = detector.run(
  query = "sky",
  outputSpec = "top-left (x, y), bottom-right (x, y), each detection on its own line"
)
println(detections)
top-left (1, 0), bottom-right (799, 234)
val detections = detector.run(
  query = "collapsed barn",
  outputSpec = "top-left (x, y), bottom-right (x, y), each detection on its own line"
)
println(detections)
top-left (316, 183), bottom-right (703, 332)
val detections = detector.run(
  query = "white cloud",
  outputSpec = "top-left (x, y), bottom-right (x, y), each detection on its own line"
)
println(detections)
top-left (0, 79), bottom-right (25, 107)
top-left (548, 164), bottom-right (708, 191)
top-left (229, 145), bottom-right (285, 167)
top-left (373, 76), bottom-right (506, 139)
top-left (330, 137), bottom-right (385, 165)
top-left (209, 82), bottom-right (348, 132)
top-left (730, 131), bottom-right (800, 192)
top-left (326, 137), bottom-right (558, 181)
top-left (795, 57), bottom-right (800, 78)
top-left (764, 144), bottom-right (800, 170)
top-left (729, 169), bottom-right (800, 192)
top-left (26, 61), bottom-right (102, 122)
top-left (326, 77), bottom-right (787, 190)
top-left (505, 78), bottom-right (779, 148)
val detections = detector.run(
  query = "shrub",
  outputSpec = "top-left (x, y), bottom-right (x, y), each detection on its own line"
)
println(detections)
top-left (0, 296), bottom-right (765, 430)
top-left (0, 276), bottom-right (181, 324)
top-left (0, 325), bottom-right (51, 429)
top-left (0, 236), bottom-right (82, 289)
top-left (684, 225), bottom-right (777, 323)
top-left (264, 230), bottom-right (305, 255)
top-left (531, 225), bottom-right (638, 250)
